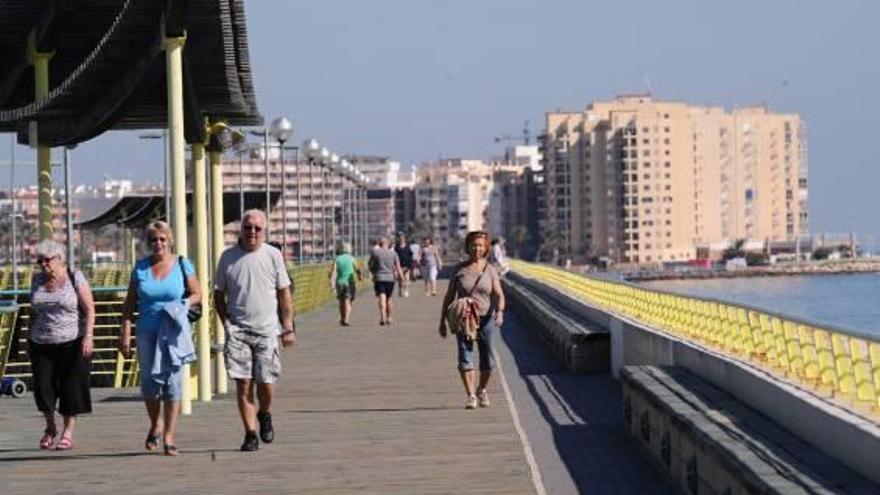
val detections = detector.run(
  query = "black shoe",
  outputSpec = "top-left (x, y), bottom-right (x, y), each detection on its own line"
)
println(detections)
top-left (257, 411), bottom-right (274, 444)
top-left (240, 431), bottom-right (259, 452)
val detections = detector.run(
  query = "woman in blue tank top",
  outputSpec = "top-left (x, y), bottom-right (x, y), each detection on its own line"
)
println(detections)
top-left (120, 221), bottom-right (201, 456)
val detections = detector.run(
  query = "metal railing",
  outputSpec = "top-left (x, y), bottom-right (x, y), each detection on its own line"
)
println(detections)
top-left (510, 260), bottom-right (880, 414)
top-left (0, 259), bottom-right (370, 391)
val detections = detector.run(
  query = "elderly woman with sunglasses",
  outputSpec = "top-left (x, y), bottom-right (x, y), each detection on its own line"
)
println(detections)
top-left (29, 240), bottom-right (96, 451)
top-left (120, 220), bottom-right (201, 456)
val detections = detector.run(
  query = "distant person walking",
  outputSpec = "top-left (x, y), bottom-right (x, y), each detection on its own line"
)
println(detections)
top-left (120, 221), bottom-right (201, 456)
top-left (29, 240), bottom-right (95, 451)
top-left (439, 231), bottom-right (505, 409)
top-left (409, 238), bottom-right (422, 280)
top-left (368, 237), bottom-right (403, 325)
top-left (214, 210), bottom-right (296, 452)
top-left (329, 241), bottom-right (361, 326)
top-left (490, 237), bottom-right (510, 276)
top-left (394, 233), bottom-right (414, 297)
top-left (420, 236), bottom-right (442, 296)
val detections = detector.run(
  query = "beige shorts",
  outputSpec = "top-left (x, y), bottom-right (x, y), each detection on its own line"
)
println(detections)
top-left (224, 324), bottom-right (281, 384)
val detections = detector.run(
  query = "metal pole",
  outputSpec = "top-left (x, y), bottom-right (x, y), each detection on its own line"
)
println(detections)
top-left (321, 165), bottom-right (328, 260)
top-left (192, 144), bottom-right (211, 402)
top-left (9, 137), bottom-right (17, 291)
top-left (163, 129), bottom-right (170, 222)
top-left (238, 145), bottom-right (244, 219)
top-left (351, 183), bottom-right (358, 256)
top-left (294, 148), bottom-right (302, 264)
top-left (63, 147), bottom-right (74, 268)
top-left (209, 150), bottom-right (227, 394)
top-left (279, 141), bottom-right (287, 259)
top-left (263, 128), bottom-right (270, 233)
top-left (310, 158), bottom-right (317, 261)
top-left (330, 170), bottom-right (337, 256)
top-left (32, 48), bottom-right (53, 241)
top-left (165, 35), bottom-right (192, 414)
top-left (362, 187), bottom-right (368, 255)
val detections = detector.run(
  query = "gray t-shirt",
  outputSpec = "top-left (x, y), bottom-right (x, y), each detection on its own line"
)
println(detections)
top-left (421, 245), bottom-right (439, 268)
top-left (29, 270), bottom-right (87, 344)
top-left (369, 248), bottom-right (399, 282)
top-left (215, 243), bottom-right (291, 334)
top-left (452, 262), bottom-right (499, 317)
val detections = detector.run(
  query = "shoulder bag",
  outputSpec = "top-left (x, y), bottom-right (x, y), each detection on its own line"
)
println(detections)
top-left (179, 256), bottom-right (202, 322)
top-left (445, 263), bottom-right (488, 342)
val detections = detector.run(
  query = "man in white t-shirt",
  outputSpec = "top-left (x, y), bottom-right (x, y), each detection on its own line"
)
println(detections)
top-left (214, 209), bottom-right (295, 452)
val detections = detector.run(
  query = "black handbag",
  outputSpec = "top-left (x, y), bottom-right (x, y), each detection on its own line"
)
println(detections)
top-left (179, 256), bottom-right (202, 323)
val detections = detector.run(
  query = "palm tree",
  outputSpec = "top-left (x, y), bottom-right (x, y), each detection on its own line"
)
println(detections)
top-left (511, 225), bottom-right (528, 259)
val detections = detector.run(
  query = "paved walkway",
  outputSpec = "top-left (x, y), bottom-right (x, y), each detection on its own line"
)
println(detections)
top-left (0, 281), bottom-right (670, 494)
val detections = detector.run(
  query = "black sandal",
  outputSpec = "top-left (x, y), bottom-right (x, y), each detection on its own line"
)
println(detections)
top-left (164, 444), bottom-right (178, 456)
top-left (145, 433), bottom-right (160, 451)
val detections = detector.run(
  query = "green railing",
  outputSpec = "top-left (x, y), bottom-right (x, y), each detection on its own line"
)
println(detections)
top-left (0, 258), bottom-right (370, 390)
top-left (511, 259), bottom-right (880, 416)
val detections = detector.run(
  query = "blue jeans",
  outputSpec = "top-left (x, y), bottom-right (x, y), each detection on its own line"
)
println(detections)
top-left (456, 315), bottom-right (499, 371)
top-left (136, 329), bottom-right (182, 402)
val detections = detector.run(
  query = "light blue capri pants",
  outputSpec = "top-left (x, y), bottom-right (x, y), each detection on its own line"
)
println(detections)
top-left (136, 328), bottom-right (182, 401)
top-left (456, 314), bottom-right (499, 372)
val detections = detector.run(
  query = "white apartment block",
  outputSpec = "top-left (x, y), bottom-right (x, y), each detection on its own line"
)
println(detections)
top-left (414, 159), bottom-right (496, 251)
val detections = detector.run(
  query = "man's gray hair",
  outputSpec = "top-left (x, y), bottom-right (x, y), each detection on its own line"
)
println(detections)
top-left (241, 209), bottom-right (267, 226)
top-left (35, 240), bottom-right (66, 263)
top-left (337, 241), bottom-right (352, 254)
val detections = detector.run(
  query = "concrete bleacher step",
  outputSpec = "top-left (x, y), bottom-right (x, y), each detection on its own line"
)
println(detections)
top-left (621, 365), bottom-right (879, 495)
top-left (503, 274), bottom-right (609, 372)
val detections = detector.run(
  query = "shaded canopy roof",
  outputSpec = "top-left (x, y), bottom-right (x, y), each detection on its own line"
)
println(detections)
top-left (0, 0), bottom-right (262, 147)
top-left (77, 190), bottom-right (280, 229)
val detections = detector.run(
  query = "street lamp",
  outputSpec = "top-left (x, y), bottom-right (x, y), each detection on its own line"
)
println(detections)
top-left (270, 117), bottom-right (294, 259)
top-left (248, 128), bottom-right (271, 231)
top-left (328, 153), bottom-right (340, 258)
top-left (303, 138), bottom-right (321, 261)
top-left (138, 131), bottom-right (169, 221)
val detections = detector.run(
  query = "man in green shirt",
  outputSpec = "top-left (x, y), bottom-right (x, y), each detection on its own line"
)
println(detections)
top-left (329, 241), bottom-right (362, 326)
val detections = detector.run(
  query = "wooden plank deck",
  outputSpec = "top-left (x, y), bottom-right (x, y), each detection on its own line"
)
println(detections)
top-left (0, 282), bottom-right (536, 494)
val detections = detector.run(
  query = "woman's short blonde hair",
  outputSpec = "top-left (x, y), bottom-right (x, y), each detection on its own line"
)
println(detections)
top-left (145, 220), bottom-right (173, 245)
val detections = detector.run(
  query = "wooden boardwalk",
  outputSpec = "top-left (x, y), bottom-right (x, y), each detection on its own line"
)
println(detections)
top-left (0, 283), bottom-right (537, 494)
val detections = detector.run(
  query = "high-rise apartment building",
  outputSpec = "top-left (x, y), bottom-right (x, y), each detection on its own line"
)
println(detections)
top-left (542, 94), bottom-right (807, 264)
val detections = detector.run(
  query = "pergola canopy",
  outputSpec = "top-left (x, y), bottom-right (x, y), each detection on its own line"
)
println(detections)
top-left (0, 0), bottom-right (262, 147)
top-left (76, 190), bottom-right (280, 229)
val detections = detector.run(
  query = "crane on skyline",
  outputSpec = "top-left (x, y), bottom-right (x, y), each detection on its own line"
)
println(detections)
top-left (494, 120), bottom-right (531, 146)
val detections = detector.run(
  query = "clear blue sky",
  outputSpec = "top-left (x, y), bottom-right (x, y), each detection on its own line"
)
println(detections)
top-left (2, 0), bottom-right (878, 245)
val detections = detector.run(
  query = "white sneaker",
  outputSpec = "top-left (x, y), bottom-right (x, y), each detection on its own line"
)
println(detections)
top-left (477, 389), bottom-right (490, 407)
top-left (404, 289), bottom-right (409, 298)
top-left (465, 395), bottom-right (478, 409)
